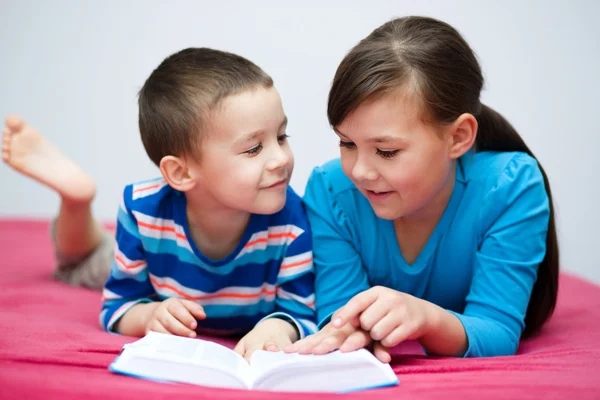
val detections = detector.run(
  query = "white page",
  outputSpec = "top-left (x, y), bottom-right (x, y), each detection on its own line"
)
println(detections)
top-left (125, 332), bottom-right (251, 384)
top-left (249, 349), bottom-right (397, 391)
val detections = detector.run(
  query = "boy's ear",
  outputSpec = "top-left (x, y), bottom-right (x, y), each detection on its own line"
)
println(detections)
top-left (447, 113), bottom-right (477, 160)
top-left (159, 155), bottom-right (196, 192)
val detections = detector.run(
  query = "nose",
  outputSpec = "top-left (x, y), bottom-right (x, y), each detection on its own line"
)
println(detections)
top-left (351, 153), bottom-right (378, 182)
top-left (266, 145), bottom-right (291, 171)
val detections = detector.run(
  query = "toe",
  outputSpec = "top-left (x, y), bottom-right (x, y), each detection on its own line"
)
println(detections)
top-left (5, 115), bottom-right (24, 133)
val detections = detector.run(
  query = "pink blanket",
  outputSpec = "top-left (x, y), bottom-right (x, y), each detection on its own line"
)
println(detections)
top-left (1, 219), bottom-right (599, 399)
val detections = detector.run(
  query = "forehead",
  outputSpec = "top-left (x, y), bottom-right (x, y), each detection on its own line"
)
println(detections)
top-left (336, 89), bottom-right (427, 138)
top-left (201, 86), bottom-right (285, 147)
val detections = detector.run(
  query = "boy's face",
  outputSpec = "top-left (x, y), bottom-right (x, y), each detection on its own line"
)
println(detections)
top-left (189, 87), bottom-right (294, 215)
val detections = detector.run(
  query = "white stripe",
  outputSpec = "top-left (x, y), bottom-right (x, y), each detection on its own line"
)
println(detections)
top-left (132, 179), bottom-right (168, 200)
top-left (114, 246), bottom-right (147, 275)
top-left (236, 224), bottom-right (306, 258)
top-left (102, 288), bottom-right (122, 300)
top-left (278, 251), bottom-right (313, 279)
top-left (277, 287), bottom-right (315, 309)
top-left (132, 211), bottom-right (193, 253)
top-left (150, 274), bottom-right (277, 306)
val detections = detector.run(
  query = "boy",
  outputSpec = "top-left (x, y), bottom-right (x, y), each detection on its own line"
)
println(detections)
top-left (2, 48), bottom-right (316, 361)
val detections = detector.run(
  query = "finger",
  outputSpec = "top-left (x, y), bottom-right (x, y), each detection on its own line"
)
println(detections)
top-left (311, 333), bottom-right (346, 355)
top-left (233, 339), bottom-right (246, 357)
top-left (244, 343), bottom-right (263, 363)
top-left (146, 319), bottom-right (169, 335)
top-left (168, 301), bottom-right (200, 331)
top-left (181, 300), bottom-right (206, 320)
top-left (381, 324), bottom-right (414, 348)
top-left (370, 312), bottom-right (401, 341)
top-left (332, 289), bottom-right (378, 328)
top-left (263, 340), bottom-right (280, 352)
top-left (158, 309), bottom-right (196, 337)
top-left (373, 342), bottom-right (392, 363)
top-left (358, 301), bottom-right (390, 331)
top-left (339, 329), bottom-right (372, 352)
top-left (286, 333), bottom-right (322, 354)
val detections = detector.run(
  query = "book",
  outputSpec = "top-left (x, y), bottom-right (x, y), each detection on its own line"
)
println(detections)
top-left (109, 331), bottom-right (399, 392)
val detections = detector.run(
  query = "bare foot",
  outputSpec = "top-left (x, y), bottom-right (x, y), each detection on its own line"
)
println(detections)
top-left (2, 115), bottom-right (96, 204)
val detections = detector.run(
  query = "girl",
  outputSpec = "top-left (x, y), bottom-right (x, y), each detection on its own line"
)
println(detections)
top-left (285, 16), bottom-right (558, 360)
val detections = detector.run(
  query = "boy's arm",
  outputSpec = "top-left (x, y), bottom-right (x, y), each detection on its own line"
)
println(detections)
top-left (100, 189), bottom-right (157, 335)
top-left (259, 207), bottom-right (317, 340)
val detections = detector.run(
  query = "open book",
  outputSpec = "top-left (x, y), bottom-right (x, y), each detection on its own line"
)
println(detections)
top-left (109, 331), bottom-right (398, 393)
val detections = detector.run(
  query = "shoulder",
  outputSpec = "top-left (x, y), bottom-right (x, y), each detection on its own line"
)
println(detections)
top-left (121, 177), bottom-right (178, 216)
top-left (461, 151), bottom-right (543, 189)
top-left (461, 151), bottom-right (548, 230)
top-left (306, 158), bottom-right (357, 197)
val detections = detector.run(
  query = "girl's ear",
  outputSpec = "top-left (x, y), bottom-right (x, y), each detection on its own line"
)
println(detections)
top-left (447, 113), bottom-right (477, 159)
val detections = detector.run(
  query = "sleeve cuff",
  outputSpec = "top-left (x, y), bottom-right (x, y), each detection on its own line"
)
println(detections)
top-left (104, 299), bottom-right (154, 333)
top-left (259, 312), bottom-right (305, 340)
top-left (317, 311), bottom-right (335, 330)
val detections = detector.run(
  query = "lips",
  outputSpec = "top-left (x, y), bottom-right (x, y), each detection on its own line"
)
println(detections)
top-left (265, 179), bottom-right (287, 189)
top-left (365, 189), bottom-right (393, 201)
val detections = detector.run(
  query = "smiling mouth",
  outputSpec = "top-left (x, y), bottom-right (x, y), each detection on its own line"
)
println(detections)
top-left (366, 190), bottom-right (391, 194)
top-left (265, 179), bottom-right (287, 189)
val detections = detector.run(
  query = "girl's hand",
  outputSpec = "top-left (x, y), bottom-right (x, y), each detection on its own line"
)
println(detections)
top-left (332, 286), bottom-right (439, 349)
top-left (283, 320), bottom-right (392, 362)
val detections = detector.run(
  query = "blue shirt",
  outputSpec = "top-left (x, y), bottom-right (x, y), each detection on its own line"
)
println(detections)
top-left (101, 178), bottom-right (317, 338)
top-left (304, 151), bottom-right (549, 357)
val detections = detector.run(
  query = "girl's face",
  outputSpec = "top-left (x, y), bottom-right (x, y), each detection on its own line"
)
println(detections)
top-left (335, 90), bottom-right (456, 221)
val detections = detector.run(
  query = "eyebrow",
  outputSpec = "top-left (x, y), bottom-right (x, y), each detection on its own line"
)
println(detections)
top-left (235, 116), bottom-right (288, 146)
top-left (334, 130), bottom-right (406, 145)
top-left (367, 135), bottom-right (407, 145)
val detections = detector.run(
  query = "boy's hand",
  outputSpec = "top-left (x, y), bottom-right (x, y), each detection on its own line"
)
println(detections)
top-left (234, 318), bottom-right (299, 363)
top-left (145, 298), bottom-right (206, 338)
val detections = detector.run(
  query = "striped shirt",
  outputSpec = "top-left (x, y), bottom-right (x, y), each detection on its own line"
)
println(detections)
top-left (100, 178), bottom-right (316, 338)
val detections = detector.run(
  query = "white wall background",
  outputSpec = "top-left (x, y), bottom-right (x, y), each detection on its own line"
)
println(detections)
top-left (1, 0), bottom-right (598, 283)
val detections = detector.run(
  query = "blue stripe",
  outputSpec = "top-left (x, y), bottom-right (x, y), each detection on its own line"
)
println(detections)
top-left (139, 236), bottom-right (289, 275)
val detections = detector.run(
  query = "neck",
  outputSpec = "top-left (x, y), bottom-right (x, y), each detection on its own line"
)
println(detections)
top-left (185, 194), bottom-right (251, 260)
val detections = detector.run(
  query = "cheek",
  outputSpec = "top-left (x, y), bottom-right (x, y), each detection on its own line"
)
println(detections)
top-left (285, 147), bottom-right (295, 169)
top-left (339, 151), bottom-right (356, 180)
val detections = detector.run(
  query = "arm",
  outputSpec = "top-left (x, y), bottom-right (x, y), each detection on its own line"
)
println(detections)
top-left (261, 202), bottom-right (317, 339)
top-left (448, 155), bottom-right (550, 357)
top-left (100, 188), bottom-right (157, 335)
top-left (303, 167), bottom-right (371, 327)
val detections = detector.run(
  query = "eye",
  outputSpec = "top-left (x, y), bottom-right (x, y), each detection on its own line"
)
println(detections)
top-left (277, 133), bottom-right (289, 143)
top-left (245, 143), bottom-right (263, 155)
top-left (376, 149), bottom-right (399, 159)
top-left (339, 140), bottom-right (355, 149)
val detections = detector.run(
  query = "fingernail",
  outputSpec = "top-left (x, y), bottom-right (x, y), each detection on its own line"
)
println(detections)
top-left (190, 321), bottom-right (197, 329)
top-left (188, 331), bottom-right (196, 338)
top-left (333, 318), bottom-right (342, 327)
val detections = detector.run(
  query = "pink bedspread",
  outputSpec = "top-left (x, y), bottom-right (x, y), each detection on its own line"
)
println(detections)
top-left (1, 219), bottom-right (599, 399)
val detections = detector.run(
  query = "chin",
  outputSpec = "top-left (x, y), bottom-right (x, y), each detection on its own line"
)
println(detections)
top-left (252, 195), bottom-right (287, 215)
top-left (371, 205), bottom-right (402, 221)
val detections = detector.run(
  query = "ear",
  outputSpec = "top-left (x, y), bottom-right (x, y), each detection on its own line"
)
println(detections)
top-left (447, 113), bottom-right (477, 160)
top-left (159, 155), bottom-right (197, 192)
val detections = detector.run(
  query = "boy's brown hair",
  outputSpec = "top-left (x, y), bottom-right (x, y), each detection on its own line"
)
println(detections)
top-left (138, 48), bottom-right (273, 166)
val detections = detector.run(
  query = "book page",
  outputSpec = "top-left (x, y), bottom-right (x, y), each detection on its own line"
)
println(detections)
top-left (250, 349), bottom-right (398, 392)
top-left (125, 332), bottom-right (251, 383)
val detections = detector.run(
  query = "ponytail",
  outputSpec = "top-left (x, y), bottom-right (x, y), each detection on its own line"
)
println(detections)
top-left (477, 104), bottom-right (559, 337)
